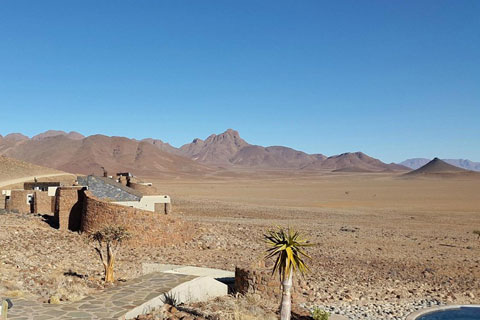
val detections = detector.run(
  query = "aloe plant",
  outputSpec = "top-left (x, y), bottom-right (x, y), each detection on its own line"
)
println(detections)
top-left (264, 227), bottom-right (312, 320)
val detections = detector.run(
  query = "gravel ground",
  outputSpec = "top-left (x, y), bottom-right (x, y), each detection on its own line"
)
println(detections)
top-left (1, 193), bottom-right (479, 320)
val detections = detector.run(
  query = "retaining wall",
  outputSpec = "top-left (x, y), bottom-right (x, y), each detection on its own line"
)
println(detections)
top-left (81, 191), bottom-right (193, 245)
top-left (235, 263), bottom-right (303, 303)
top-left (128, 182), bottom-right (158, 195)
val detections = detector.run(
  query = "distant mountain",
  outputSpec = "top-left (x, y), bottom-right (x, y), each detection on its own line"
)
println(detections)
top-left (141, 138), bottom-right (180, 155)
top-left (3, 133), bottom-right (29, 141)
top-left (302, 152), bottom-right (408, 172)
top-left (404, 158), bottom-right (478, 178)
top-left (0, 129), bottom-right (408, 176)
top-left (178, 129), bottom-right (407, 172)
top-left (0, 133), bottom-right (211, 177)
top-left (32, 130), bottom-right (85, 141)
top-left (400, 158), bottom-right (480, 172)
top-left (179, 129), bottom-right (249, 164)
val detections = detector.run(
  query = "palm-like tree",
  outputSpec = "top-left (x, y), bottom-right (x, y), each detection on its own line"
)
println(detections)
top-left (264, 227), bottom-right (312, 320)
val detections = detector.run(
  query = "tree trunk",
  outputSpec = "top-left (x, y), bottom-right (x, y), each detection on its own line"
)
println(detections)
top-left (104, 245), bottom-right (115, 283)
top-left (280, 269), bottom-right (293, 320)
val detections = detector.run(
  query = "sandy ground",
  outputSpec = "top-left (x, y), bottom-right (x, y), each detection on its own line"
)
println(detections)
top-left (151, 173), bottom-right (480, 310)
top-left (1, 171), bottom-right (479, 319)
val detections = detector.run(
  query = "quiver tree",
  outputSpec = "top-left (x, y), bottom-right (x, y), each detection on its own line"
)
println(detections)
top-left (89, 225), bottom-right (131, 283)
top-left (264, 227), bottom-right (312, 320)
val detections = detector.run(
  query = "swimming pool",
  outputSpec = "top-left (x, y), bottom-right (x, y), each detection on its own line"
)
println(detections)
top-left (411, 306), bottom-right (480, 320)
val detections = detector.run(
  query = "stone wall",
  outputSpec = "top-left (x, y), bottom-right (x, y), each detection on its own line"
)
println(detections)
top-left (6, 190), bottom-right (32, 213)
top-left (235, 263), bottom-right (303, 303)
top-left (128, 182), bottom-right (158, 195)
top-left (0, 194), bottom-right (5, 210)
top-left (81, 191), bottom-right (193, 245)
top-left (54, 187), bottom-right (85, 231)
top-left (34, 191), bottom-right (53, 214)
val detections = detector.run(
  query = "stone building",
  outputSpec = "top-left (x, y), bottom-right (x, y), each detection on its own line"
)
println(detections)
top-left (54, 175), bottom-right (171, 231)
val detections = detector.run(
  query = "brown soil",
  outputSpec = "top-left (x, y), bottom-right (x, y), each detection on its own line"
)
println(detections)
top-left (1, 171), bottom-right (479, 313)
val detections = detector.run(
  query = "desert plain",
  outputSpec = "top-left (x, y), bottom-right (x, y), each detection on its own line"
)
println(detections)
top-left (1, 169), bottom-right (480, 319)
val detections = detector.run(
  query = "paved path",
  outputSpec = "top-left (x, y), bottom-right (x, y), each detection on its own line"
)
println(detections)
top-left (7, 272), bottom-right (196, 320)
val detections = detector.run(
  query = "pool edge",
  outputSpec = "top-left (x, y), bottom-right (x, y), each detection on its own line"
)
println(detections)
top-left (406, 304), bottom-right (480, 320)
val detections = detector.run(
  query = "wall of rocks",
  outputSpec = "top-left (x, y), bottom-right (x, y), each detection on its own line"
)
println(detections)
top-left (128, 182), bottom-right (158, 195)
top-left (54, 187), bottom-right (84, 231)
top-left (235, 263), bottom-right (303, 304)
top-left (0, 194), bottom-right (5, 210)
top-left (34, 191), bottom-right (53, 214)
top-left (81, 191), bottom-right (193, 245)
top-left (6, 190), bottom-right (32, 213)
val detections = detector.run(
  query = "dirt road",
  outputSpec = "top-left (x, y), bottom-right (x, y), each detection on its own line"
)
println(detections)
top-left (0, 173), bottom-right (76, 188)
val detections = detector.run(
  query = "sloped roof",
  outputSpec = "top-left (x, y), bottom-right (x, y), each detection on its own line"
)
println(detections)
top-left (77, 175), bottom-right (142, 201)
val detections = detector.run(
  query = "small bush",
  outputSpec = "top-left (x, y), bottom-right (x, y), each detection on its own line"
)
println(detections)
top-left (311, 307), bottom-right (330, 320)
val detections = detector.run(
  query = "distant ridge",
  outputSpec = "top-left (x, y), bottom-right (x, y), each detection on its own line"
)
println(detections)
top-left (404, 158), bottom-right (479, 178)
top-left (32, 130), bottom-right (85, 141)
top-left (1, 129), bottom-right (410, 175)
top-left (178, 130), bottom-right (406, 172)
top-left (400, 158), bottom-right (480, 172)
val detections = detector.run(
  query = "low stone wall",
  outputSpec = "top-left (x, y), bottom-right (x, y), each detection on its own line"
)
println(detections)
top-left (54, 187), bottom-right (85, 231)
top-left (235, 263), bottom-right (303, 303)
top-left (6, 190), bottom-right (32, 213)
top-left (34, 191), bottom-right (52, 214)
top-left (81, 191), bottom-right (193, 245)
top-left (128, 182), bottom-right (158, 195)
top-left (0, 194), bottom-right (5, 210)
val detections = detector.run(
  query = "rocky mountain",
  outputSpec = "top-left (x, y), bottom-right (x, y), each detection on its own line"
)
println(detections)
top-left (3, 133), bottom-right (29, 141)
top-left (178, 129), bottom-right (407, 172)
top-left (302, 152), bottom-right (408, 172)
top-left (0, 133), bottom-right (211, 177)
top-left (141, 138), bottom-right (180, 155)
top-left (179, 129), bottom-right (249, 165)
top-left (400, 158), bottom-right (480, 172)
top-left (0, 129), bottom-right (409, 175)
top-left (229, 145), bottom-right (326, 169)
top-left (32, 130), bottom-right (85, 141)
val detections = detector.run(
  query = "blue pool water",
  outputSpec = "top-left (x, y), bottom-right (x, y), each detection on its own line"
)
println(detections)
top-left (417, 307), bottom-right (480, 320)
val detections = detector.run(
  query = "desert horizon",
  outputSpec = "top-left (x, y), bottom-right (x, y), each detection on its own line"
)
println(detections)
top-left (1, 1), bottom-right (479, 319)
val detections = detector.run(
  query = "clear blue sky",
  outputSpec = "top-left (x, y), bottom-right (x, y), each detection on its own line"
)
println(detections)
top-left (0, 1), bottom-right (479, 163)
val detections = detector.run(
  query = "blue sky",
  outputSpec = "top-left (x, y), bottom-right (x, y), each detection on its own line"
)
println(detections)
top-left (0, 1), bottom-right (478, 163)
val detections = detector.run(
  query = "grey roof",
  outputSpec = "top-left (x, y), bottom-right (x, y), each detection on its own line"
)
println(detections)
top-left (77, 176), bottom-right (142, 201)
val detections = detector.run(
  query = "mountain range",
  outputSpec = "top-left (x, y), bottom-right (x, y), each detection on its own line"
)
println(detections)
top-left (0, 129), bottom-right (409, 176)
top-left (399, 158), bottom-right (480, 172)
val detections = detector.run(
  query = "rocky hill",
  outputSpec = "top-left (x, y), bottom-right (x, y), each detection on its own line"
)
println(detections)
top-left (0, 155), bottom-right (65, 183)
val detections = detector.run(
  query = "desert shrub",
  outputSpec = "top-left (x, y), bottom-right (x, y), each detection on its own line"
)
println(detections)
top-left (311, 307), bottom-right (330, 320)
